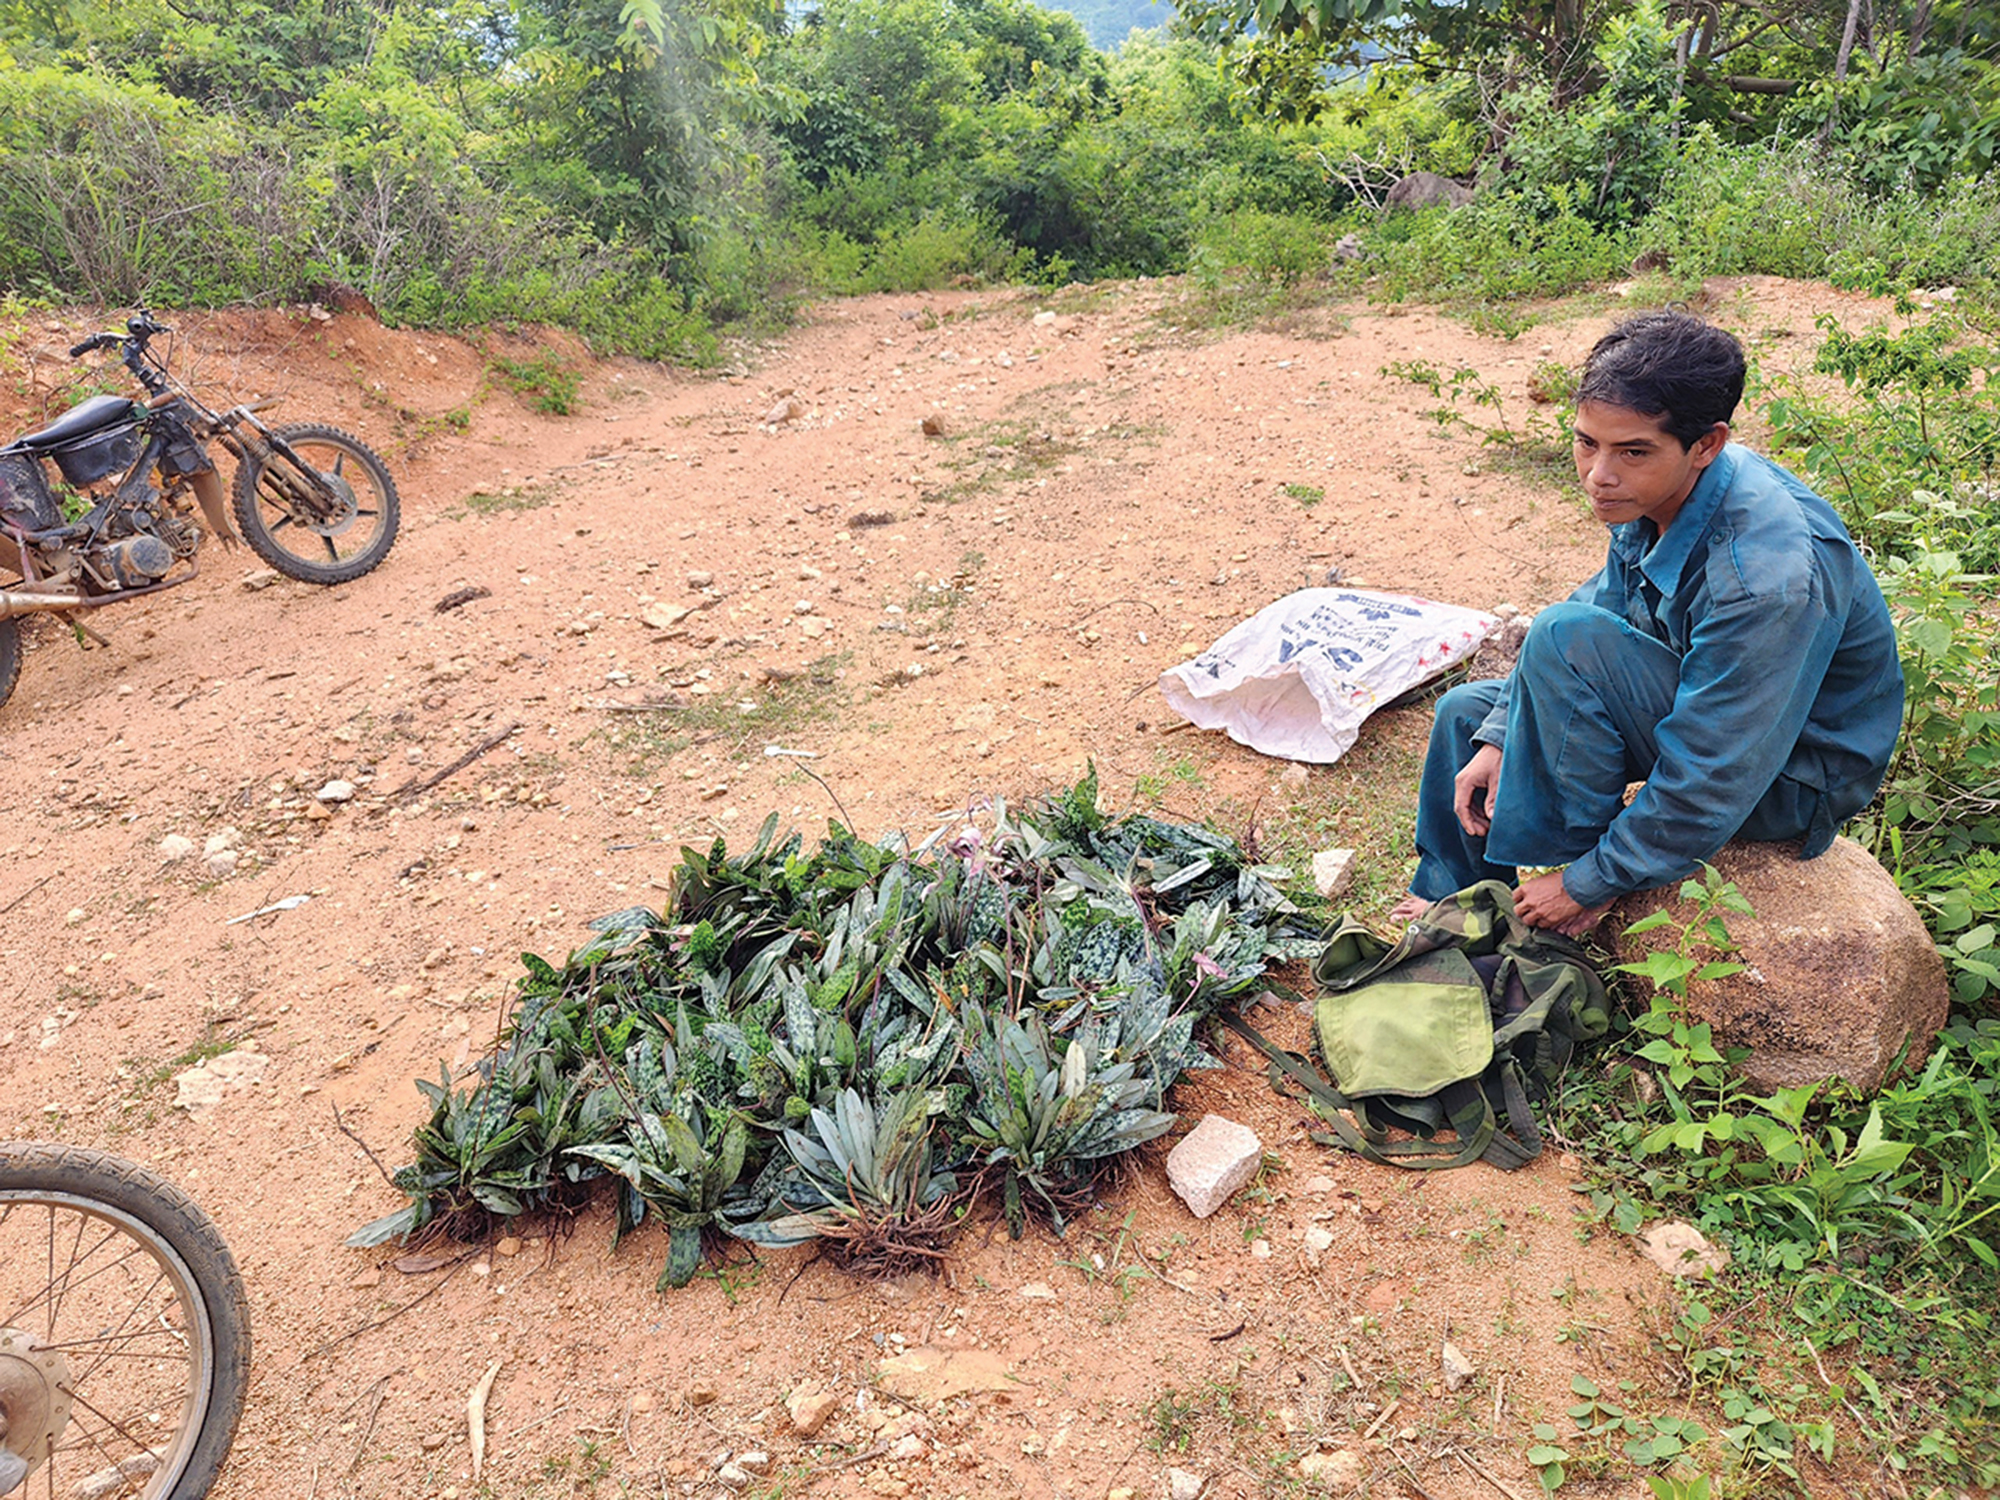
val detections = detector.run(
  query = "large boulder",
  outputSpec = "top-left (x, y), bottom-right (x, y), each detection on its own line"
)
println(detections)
top-left (1608, 837), bottom-right (1949, 1094)
top-left (1384, 172), bottom-right (1474, 212)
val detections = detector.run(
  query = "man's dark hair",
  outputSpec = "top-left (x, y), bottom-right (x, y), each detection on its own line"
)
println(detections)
top-left (1576, 312), bottom-right (1746, 449)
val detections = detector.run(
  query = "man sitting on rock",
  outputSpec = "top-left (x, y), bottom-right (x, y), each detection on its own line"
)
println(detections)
top-left (1392, 312), bottom-right (1904, 936)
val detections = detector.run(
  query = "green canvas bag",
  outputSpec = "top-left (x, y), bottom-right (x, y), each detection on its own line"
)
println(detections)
top-left (1224, 881), bottom-right (1611, 1171)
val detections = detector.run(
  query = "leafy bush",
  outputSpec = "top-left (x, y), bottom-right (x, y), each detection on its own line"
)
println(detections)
top-left (1190, 208), bottom-right (1327, 289)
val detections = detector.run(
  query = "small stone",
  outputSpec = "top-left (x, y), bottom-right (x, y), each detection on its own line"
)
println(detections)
top-left (919, 414), bottom-right (948, 437)
top-left (495, 1236), bottom-right (523, 1258)
top-left (717, 1461), bottom-right (752, 1489)
top-left (241, 568), bottom-right (280, 591)
top-left (421, 1433), bottom-right (449, 1452)
top-left (1251, 1239), bottom-right (1272, 1259)
top-left (205, 850), bottom-right (238, 877)
top-left (1312, 849), bottom-right (1357, 901)
top-left (1441, 1340), bottom-right (1476, 1391)
top-left (1636, 1221), bottom-right (1730, 1278)
top-left (351, 1268), bottom-right (382, 1289)
top-left (1019, 1282), bottom-right (1059, 1301)
top-left (1298, 1449), bottom-right (1363, 1489)
top-left (888, 1434), bottom-right (926, 1462)
top-left (764, 397), bottom-right (804, 425)
top-left (317, 779), bottom-right (356, 803)
top-left (203, 827), bottom-right (241, 856)
top-left (64, 907), bottom-right (86, 926)
top-left (736, 1451), bottom-right (771, 1475)
top-left (1302, 1226), bottom-right (1335, 1269)
top-left (1301, 1175), bottom-right (1335, 1194)
top-left (641, 603), bottom-right (691, 630)
top-left (686, 1382), bottom-right (720, 1407)
top-left (158, 834), bottom-right (196, 862)
top-left (688, 570), bottom-right (715, 588)
top-left (1166, 1115), bottom-right (1262, 1218)
top-left (1032, 310), bottom-right (1058, 327)
top-left (788, 1386), bottom-right (840, 1436)
top-left (865, 1474), bottom-right (909, 1498)
top-left (304, 802), bottom-right (333, 822)
top-left (800, 616), bottom-right (828, 639)
top-left (1168, 1468), bottom-right (1205, 1500)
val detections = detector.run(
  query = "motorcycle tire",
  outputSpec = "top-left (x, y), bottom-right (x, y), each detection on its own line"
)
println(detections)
top-left (0, 617), bottom-right (19, 709)
top-left (231, 422), bottom-right (400, 585)
top-left (0, 1142), bottom-right (252, 1500)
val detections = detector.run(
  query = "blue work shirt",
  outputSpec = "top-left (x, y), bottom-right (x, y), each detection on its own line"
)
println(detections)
top-left (1475, 444), bottom-right (1904, 908)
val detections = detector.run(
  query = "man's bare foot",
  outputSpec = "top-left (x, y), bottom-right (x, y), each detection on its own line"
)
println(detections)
top-left (1388, 893), bottom-right (1429, 925)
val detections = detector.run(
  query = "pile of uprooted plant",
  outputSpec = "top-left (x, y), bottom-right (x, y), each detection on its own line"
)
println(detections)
top-left (351, 772), bottom-right (1326, 1288)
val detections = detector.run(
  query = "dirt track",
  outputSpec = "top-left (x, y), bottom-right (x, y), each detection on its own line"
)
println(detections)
top-left (0, 278), bottom-right (1882, 1499)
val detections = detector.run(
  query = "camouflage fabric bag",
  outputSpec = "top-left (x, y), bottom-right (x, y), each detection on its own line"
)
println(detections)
top-left (1224, 882), bottom-right (1610, 1170)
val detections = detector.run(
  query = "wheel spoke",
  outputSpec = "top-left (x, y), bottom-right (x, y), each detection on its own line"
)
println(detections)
top-left (323, 535), bottom-right (340, 562)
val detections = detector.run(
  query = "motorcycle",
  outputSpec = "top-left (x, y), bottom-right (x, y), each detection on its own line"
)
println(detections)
top-left (0, 1140), bottom-right (252, 1499)
top-left (0, 309), bottom-right (400, 708)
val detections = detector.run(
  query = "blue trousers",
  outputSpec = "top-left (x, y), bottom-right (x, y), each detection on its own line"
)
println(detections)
top-left (1411, 602), bottom-right (1815, 901)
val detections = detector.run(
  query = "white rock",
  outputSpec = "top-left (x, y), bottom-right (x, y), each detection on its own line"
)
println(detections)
top-left (158, 834), bottom-right (196, 862)
top-left (1032, 311), bottom-right (1059, 327)
top-left (1298, 1449), bottom-right (1363, 1489)
top-left (1636, 1221), bottom-right (1730, 1278)
top-left (203, 827), bottom-right (241, 856)
top-left (1312, 848), bottom-right (1357, 901)
top-left (1168, 1468), bottom-right (1205, 1500)
top-left (716, 1461), bottom-right (752, 1489)
top-left (736, 1451), bottom-right (772, 1475)
top-left (1302, 1226), bottom-right (1335, 1269)
top-left (173, 1049), bottom-right (268, 1114)
top-left (1018, 1282), bottom-right (1059, 1301)
top-left (1441, 1339), bottom-right (1476, 1391)
top-left (317, 779), bottom-right (356, 803)
top-left (1166, 1115), bottom-right (1262, 1219)
top-left (641, 603), bottom-right (690, 630)
top-left (205, 850), bottom-right (238, 877)
top-left (241, 569), bottom-right (280, 591)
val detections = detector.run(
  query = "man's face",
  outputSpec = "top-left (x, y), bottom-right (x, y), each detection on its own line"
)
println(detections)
top-left (1572, 400), bottom-right (1727, 532)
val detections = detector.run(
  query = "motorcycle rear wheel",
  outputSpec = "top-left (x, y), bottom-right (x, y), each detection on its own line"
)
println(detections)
top-left (0, 618), bottom-right (18, 708)
top-left (0, 1142), bottom-right (251, 1500)
top-left (231, 423), bottom-right (400, 585)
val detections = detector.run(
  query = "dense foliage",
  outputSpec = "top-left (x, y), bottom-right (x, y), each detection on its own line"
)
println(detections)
top-left (4, 0), bottom-right (1997, 346)
top-left (353, 772), bottom-right (1323, 1285)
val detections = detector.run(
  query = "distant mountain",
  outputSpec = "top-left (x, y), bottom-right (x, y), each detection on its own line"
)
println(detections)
top-left (1045, 0), bottom-right (1174, 51)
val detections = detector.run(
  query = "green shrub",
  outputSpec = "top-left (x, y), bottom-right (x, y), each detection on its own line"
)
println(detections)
top-left (1190, 207), bottom-right (1326, 289)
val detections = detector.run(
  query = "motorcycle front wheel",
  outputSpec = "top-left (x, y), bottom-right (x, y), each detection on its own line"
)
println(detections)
top-left (0, 617), bottom-right (19, 709)
top-left (0, 1143), bottom-right (252, 1500)
top-left (231, 423), bottom-right (400, 585)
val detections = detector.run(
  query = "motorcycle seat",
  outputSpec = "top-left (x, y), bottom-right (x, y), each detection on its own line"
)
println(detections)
top-left (10, 395), bottom-right (139, 451)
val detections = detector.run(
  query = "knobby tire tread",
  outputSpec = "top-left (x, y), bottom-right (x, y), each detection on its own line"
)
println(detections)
top-left (0, 617), bottom-right (19, 708)
top-left (0, 1141), bottom-right (252, 1500)
top-left (230, 422), bottom-right (399, 585)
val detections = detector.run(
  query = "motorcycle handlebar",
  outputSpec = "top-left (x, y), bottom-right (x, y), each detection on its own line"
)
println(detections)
top-left (69, 333), bottom-right (115, 358)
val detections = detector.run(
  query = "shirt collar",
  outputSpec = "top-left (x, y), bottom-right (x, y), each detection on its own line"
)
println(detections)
top-left (1634, 443), bottom-right (1737, 590)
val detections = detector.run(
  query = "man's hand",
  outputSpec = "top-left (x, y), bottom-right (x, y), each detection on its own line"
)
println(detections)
top-left (1513, 870), bottom-right (1611, 937)
top-left (1453, 743), bottom-right (1503, 837)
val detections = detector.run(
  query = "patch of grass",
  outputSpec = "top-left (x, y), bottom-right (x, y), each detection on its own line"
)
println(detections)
top-left (919, 417), bottom-right (1081, 506)
top-left (607, 651), bottom-right (851, 769)
top-left (491, 352), bottom-right (583, 415)
top-left (455, 482), bottom-right (559, 517)
top-left (1284, 482), bottom-right (1324, 508)
top-left (122, 1027), bottom-right (234, 1101)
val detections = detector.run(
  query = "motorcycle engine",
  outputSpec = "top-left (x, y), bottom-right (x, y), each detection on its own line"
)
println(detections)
top-left (100, 534), bottom-right (175, 589)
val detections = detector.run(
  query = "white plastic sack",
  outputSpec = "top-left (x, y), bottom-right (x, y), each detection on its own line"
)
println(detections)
top-left (1158, 588), bottom-right (1497, 764)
